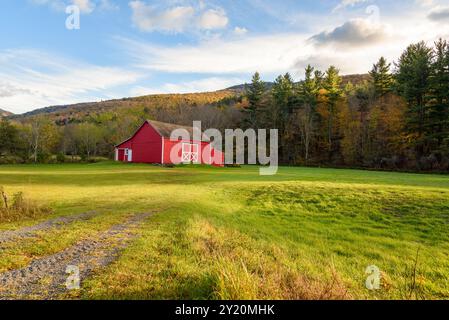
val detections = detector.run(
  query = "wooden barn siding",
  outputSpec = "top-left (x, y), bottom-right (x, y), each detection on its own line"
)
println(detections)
top-left (117, 122), bottom-right (162, 163)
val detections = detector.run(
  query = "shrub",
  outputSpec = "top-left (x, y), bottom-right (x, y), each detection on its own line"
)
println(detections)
top-left (56, 153), bottom-right (66, 163)
top-left (0, 186), bottom-right (52, 223)
top-left (37, 152), bottom-right (51, 163)
top-left (0, 155), bottom-right (24, 165)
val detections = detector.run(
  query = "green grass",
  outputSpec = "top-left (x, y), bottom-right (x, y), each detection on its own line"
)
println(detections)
top-left (0, 162), bottom-right (448, 300)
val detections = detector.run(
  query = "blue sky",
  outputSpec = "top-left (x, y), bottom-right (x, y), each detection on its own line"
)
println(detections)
top-left (1, 0), bottom-right (449, 113)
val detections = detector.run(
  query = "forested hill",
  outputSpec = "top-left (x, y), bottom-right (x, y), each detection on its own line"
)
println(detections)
top-left (226, 82), bottom-right (274, 93)
top-left (9, 74), bottom-right (369, 123)
top-left (10, 90), bottom-right (239, 124)
top-left (0, 108), bottom-right (13, 118)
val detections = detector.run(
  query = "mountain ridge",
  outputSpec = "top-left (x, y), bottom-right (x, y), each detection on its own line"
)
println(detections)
top-left (0, 108), bottom-right (13, 118)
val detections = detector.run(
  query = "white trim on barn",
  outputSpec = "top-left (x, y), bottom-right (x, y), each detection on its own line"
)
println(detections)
top-left (161, 137), bottom-right (165, 164)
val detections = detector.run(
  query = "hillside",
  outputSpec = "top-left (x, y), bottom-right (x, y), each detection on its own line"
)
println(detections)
top-left (0, 108), bottom-right (13, 118)
top-left (12, 90), bottom-right (239, 123)
top-left (340, 74), bottom-right (371, 86)
top-left (226, 82), bottom-right (275, 93)
top-left (10, 74), bottom-right (369, 123)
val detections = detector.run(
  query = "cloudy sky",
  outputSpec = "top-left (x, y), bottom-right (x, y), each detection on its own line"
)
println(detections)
top-left (1, 0), bottom-right (449, 113)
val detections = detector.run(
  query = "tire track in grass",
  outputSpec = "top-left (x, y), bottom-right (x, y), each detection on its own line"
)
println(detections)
top-left (0, 211), bottom-right (98, 245)
top-left (0, 212), bottom-right (153, 300)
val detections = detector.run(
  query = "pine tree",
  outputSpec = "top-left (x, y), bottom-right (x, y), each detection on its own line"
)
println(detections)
top-left (314, 70), bottom-right (325, 89)
top-left (297, 65), bottom-right (319, 161)
top-left (244, 72), bottom-right (266, 128)
top-left (323, 66), bottom-right (343, 157)
top-left (427, 39), bottom-right (449, 154)
top-left (271, 73), bottom-right (295, 162)
top-left (370, 57), bottom-right (394, 97)
top-left (271, 73), bottom-right (295, 127)
top-left (395, 41), bottom-right (433, 157)
top-left (300, 65), bottom-right (319, 104)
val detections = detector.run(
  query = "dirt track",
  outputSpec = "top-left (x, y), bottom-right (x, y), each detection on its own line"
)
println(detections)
top-left (0, 211), bottom-right (98, 245)
top-left (0, 212), bottom-right (152, 300)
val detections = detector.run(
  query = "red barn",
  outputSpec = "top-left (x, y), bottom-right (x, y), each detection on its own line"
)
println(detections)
top-left (115, 120), bottom-right (224, 167)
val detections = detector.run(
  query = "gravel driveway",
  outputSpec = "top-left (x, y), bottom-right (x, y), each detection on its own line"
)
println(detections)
top-left (0, 212), bottom-right (152, 300)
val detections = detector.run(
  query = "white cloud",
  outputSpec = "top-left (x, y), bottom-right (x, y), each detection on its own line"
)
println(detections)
top-left (310, 19), bottom-right (390, 47)
top-left (31, 0), bottom-right (66, 11)
top-left (72, 0), bottom-right (95, 13)
top-left (119, 34), bottom-right (314, 75)
top-left (98, 0), bottom-right (118, 11)
top-left (128, 1), bottom-right (230, 33)
top-left (118, 5), bottom-right (448, 79)
top-left (130, 77), bottom-right (244, 96)
top-left (0, 83), bottom-right (32, 98)
top-left (428, 5), bottom-right (449, 22)
top-left (233, 26), bottom-right (248, 36)
top-left (0, 49), bottom-right (142, 113)
top-left (129, 1), bottom-right (195, 33)
top-left (416, 0), bottom-right (434, 7)
top-left (197, 8), bottom-right (229, 30)
top-left (31, 0), bottom-right (117, 14)
top-left (333, 0), bottom-right (368, 12)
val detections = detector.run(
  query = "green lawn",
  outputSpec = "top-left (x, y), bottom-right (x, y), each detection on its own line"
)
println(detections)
top-left (0, 162), bottom-right (448, 299)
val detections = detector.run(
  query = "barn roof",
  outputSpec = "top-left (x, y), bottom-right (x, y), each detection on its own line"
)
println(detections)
top-left (115, 120), bottom-right (209, 147)
top-left (148, 120), bottom-right (208, 141)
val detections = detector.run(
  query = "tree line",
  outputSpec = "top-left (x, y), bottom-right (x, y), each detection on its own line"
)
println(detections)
top-left (242, 39), bottom-right (449, 171)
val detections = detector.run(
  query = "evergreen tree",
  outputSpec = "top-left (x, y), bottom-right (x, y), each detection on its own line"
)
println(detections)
top-left (427, 39), bottom-right (449, 154)
top-left (314, 70), bottom-right (325, 89)
top-left (271, 73), bottom-right (295, 127)
top-left (297, 65), bottom-right (319, 161)
top-left (300, 65), bottom-right (319, 105)
top-left (271, 73), bottom-right (295, 162)
top-left (370, 57), bottom-right (394, 97)
top-left (395, 41), bottom-right (433, 157)
top-left (244, 72), bottom-right (266, 128)
top-left (323, 66), bottom-right (343, 157)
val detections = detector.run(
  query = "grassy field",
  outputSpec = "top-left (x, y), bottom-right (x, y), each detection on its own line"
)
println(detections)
top-left (0, 162), bottom-right (448, 299)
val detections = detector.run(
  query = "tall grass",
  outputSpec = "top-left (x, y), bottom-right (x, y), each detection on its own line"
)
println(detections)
top-left (188, 219), bottom-right (350, 300)
top-left (0, 186), bottom-right (52, 223)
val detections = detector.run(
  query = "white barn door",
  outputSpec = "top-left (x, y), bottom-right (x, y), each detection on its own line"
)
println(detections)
top-left (182, 143), bottom-right (191, 163)
top-left (124, 149), bottom-right (133, 162)
top-left (182, 143), bottom-right (199, 163)
top-left (191, 144), bottom-right (199, 163)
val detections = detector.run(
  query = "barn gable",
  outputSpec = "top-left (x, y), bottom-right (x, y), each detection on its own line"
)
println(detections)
top-left (115, 121), bottom-right (163, 163)
top-left (115, 121), bottom-right (160, 148)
